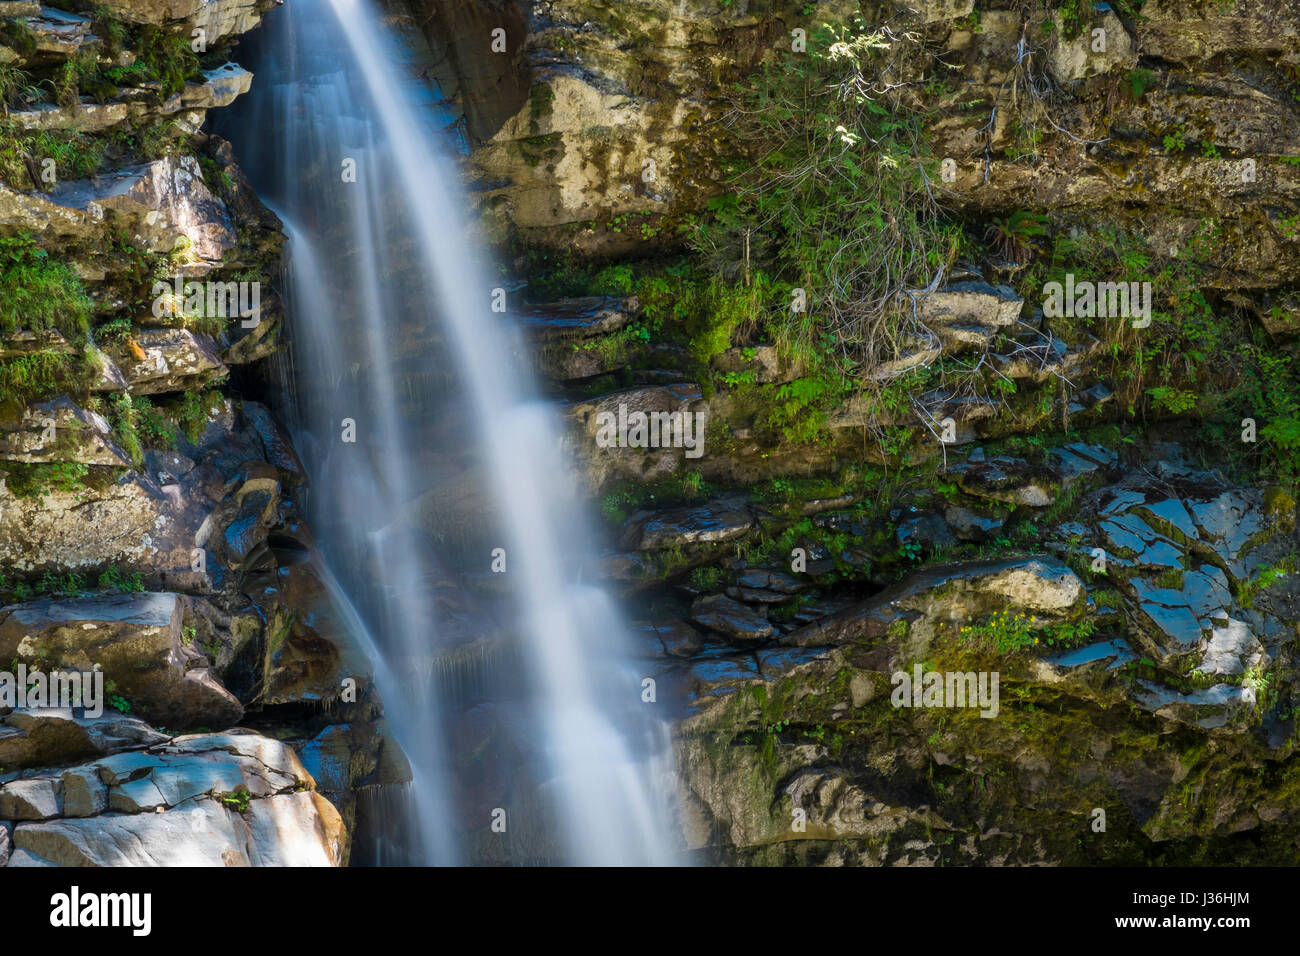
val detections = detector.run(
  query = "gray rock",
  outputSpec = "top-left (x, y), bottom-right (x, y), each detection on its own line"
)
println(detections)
top-left (943, 504), bottom-right (1004, 541)
top-left (1139, 497), bottom-right (1200, 541)
top-left (12, 792), bottom-right (344, 866)
top-left (1130, 680), bottom-right (1252, 731)
top-left (0, 593), bottom-right (243, 730)
top-left (0, 708), bottom-right (168, 771)
top-left (61, 767), bottom-right (108, 818)
top-left (620, 498), bottom-right (754, 551)
top-left (0, 778), bottom-right (61, 820)
top-left (689, 594), bottom-right (775, 644)
top-left (109, 776), bottom-right (168, 813)
top-left (897, 513), bottom-right (957, 552)
top-left (1197, 618), bottom-right (1263, 676)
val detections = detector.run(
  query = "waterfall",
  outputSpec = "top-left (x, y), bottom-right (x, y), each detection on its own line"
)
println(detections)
top-left (221, 0), bottom-right (678, 864)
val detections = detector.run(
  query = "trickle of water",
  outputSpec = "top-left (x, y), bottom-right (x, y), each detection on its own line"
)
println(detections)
top-left (222, 0), bottom-right (679, 864)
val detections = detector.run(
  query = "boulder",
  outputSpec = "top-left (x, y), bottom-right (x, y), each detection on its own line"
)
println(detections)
top-left (0, 593), bottom-right (243, 730)
top-left (106, 327), bottom-right (228, 395)
top-left (0, 708), bottom-right (167, 770)
top-left (689, 594), bottom-right (774, 644)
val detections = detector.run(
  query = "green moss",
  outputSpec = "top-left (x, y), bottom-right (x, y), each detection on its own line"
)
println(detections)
top-left (0, 234), bottom-right (94, 339)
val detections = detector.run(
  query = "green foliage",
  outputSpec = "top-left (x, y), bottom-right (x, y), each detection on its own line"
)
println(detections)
top-left (1146, 385), bottom-right (1197, 415)
top-left (0, 234), bottom-right (94, 338)
top-left (98, 565), bottom-right (145, 593)
top-left (33, 570), bottom-right (87, 596)
top-left (959, 610), bottom-right (1096, 655)
top-left (1125, 67), bottom-right (1155, 101)
top-left (690, 21), bottom-right (956, 366)
top-left (134, 25), bottom-right (202, 98)
top-left (985, 211), bottom-right (1049, 264)
top-left (170, 388), bottom-right (223, 443)
top-left (688, 566), bottom-right (722, 591)
top-left (2, 460), bottom-right (89, 499)
top-left (109, 393), bottom-right (176, 465)
top-left (1237, 560), bottom-right (1291, 609)
top-left (0, 350), bottom-right (90, 411)
top-left (766, 366), bottom-right (852, 445)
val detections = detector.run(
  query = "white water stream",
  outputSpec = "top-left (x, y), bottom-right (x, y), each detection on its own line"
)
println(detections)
top-left (225, 0), bottom-right (677, 864)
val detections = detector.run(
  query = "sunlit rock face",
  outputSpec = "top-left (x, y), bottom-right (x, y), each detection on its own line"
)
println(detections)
top-left (412, 0), bottom-right (862, 254)
top-left (3, 730), bottom-right (346, 866)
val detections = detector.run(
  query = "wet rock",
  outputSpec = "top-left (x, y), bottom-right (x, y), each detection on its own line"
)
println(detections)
top-left (951, 455), bottom-right (1058, 507)
top-left (296, 719), bottom-right (412, 797)
top-left (619, 497), bottom-right (753, 551)
top-left (244, 563), bottom-right (371, 708)
top-left (1132, 578), bottom-right (1207, 655)
top-left (1047, 442), bottom-right (1117, 481)
top-left (1130, 680), bottom-right (1253, 732)
top-left (1099, 512), bottom-right (1184, 569)
top-left (943, 503), bottom-right (1005, 541)
top-left (734, 568), bottom-right (805, 594)
top-left (1137, 497), bottom-right (1200, 542)
top-left (897, 512), bottom-right (957, 553)
top-left (1188, 490), bottom-right (1270, 579)
top-left (689, 594), bottom-right (774, 644)
top-left (519, 296), bottom-right (636, 341)
top-left (684, 649), bottom-right (761, 703)
top-left (1035, 638), bottom-right (1138, 681)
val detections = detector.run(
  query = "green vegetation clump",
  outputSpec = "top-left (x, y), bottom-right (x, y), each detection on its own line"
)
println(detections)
top-left (958, 611), bottom-right (1096, 655)
top-left (108, 392), bottom-right (178, 466)
top-left (0, 350), bottom-right (95, 413)
top-left (0, 234), bottom-right (94, 338)
top-left (2, 460), bottom-right (90, 499)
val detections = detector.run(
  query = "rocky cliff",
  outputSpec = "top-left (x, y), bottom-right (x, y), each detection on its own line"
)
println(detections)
top-left (427, 0), bottom-right (1300, 865)
top-left (0, 0), bottom-right (406, 867)
top-left (4, 0), bottom-right (1300, 868)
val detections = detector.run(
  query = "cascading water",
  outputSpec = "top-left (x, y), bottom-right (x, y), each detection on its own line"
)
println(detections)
top-left (221, 0), bottom-right (679, 864)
